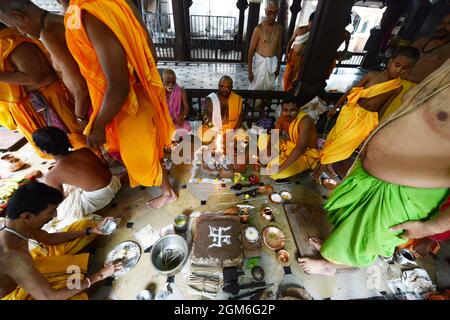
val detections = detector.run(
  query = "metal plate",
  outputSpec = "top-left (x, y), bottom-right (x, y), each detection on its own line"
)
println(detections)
top-left (269, 193), bottom-right (283, 204)
top-left (280, 191), bottom-right (292, 201)
top-left (261, 226), bottom-right (286, 251)
top-left (105, 241), bottom-right (142, 277)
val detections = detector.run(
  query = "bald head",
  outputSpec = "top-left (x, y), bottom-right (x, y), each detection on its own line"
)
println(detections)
top-left (218, 75), bottom-right (233, 98)
top-left (219, 75), bottom-right (233, 87)
top-left (162, 69), bottom-right (177, 92)
top-left (265, 0), bottom-right (278, 25)
top-left (163, 68), bottom-right (176, 78)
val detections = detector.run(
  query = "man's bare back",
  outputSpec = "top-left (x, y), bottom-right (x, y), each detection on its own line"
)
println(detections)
top-left (45, 148), bottom-right (112, 192)
top-left (363, 61), bottom-right (450, 188)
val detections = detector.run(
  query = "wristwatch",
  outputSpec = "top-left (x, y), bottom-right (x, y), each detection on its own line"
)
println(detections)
top-left (85, 227), bottom-right (92, 236)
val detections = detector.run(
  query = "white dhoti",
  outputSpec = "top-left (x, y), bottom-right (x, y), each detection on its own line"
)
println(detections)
top-left (249, 53), bottom-right (278, 91)
top-left (207, 92), bottom-right (223, 130)
top-left (43, 176), bottom-right (121, 232)
top-left (291, 32), bottom-right (309, 49)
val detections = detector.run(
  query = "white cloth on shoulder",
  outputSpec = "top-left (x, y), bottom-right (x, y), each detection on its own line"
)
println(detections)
top-left (43, 175), bottom-right (121, 232)
top-left (249, 52), bottom-right (278, 91)
top-left (291, 32), bottom-right (309, 49)
top-left (207, 92), bottom-right (222, 130)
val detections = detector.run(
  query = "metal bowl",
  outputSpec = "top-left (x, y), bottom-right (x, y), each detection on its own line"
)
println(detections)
top-left (260, 206), bottom-right (274, 221)
top-left (394, 248), bottom-right (417, 266)
top-left (136, 290), bottom-right (153, 300)
top-left (174, 214), bottom-right (188, 233)
top-left (280, 191), bottom-right (292, 201)
top-left (244, 226), bottom-right (260, 243)
top-left (262, 226), bottom-right (286, 251)
top-left (101, 220), bottom-right (117, 234)
top-left (277, 249), bottom-right (290, 264)
top-left (269, 193), bottom-right (283, 204)
top-left (150, 234), bottom-right (189, 277)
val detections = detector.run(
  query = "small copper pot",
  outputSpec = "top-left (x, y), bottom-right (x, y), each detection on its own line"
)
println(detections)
top-left (260, 206), bottom-right (274, 221)
top-left (277, 249), bottom-right (290, 264)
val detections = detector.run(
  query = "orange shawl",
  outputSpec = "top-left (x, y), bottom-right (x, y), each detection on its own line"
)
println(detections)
top-left (64, 0), bottom-right (174, 157)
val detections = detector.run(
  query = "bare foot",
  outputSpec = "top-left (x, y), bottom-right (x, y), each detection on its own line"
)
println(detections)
top-left (146, 189), bottom-right (177, 209)
top-left (297, 257), bottom-right (336, 275)
top-left (308, 236), bottom-right (323, 252)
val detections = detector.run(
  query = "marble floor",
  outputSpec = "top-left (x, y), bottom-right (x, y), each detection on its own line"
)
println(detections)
top-left (158, 61), bottom-right (366, 93)
top-left (3, 142), bottom-right (446, 301)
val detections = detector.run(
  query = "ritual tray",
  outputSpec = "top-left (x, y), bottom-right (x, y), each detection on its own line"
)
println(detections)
top-left (191, 214), bottom-right (243, 268)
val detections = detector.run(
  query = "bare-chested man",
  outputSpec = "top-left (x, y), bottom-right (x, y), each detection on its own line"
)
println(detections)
top-left (0, 0), bottom-right (92, 127)
top-left (248, 0), bottom-right (283, 90)
top-left (0, 182), bottom-right (121, 300)
top-left (203, 76), bottom-right (244, 131)
top-left (298, 58), bottom-right (450, 275)
top-left (32, 127), bottom-right (121, 226)
top-left (405, 14), bottom-right (450, 84)
top-left (198, 76), bottom-right (244, 146)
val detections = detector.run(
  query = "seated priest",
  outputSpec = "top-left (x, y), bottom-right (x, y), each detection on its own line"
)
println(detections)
top-left (259, 99), bottom-right (319, 180)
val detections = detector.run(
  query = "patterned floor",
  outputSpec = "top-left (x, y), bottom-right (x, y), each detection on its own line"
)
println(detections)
top-left (158, 61), bottom-right (366, 93)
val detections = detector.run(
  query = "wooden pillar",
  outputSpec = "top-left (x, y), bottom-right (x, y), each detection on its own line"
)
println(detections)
top-left (133, 0), bottom-right (142, 12)
top-left (287, 0), bottom-right (302, 43)
top-left (277, 0), bottom-right (289, 56)
top-left (236, 0), bottom-right (249, 48)
top-left (398, 0), bottom-right (431, 41)
top-left (172, 0), bottom-right (191, 61)
top-left (361, 0), bottom-right (405, 69)
top-left (245, 0), bottom-right (262, 61)
top-left (294, 0), bottom-right (354, 106)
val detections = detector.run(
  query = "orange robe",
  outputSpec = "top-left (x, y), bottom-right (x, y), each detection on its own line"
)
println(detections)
top-left (381, 79), bottom-right (416, 121)
top-left (65, 0), bottom-right (175, 188)
top-left (265, 112), bottom-right (319, 180)
top-left (283, 51), bottom-right (303, 92)
top-left (320, 78), bottom-right (402, 165)
top-left (1, 219), bottom-right (96, 300)
top-left (221, 92), bottom-right (243, 131)
top-left (0, 28), bottom-right (85, 157)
